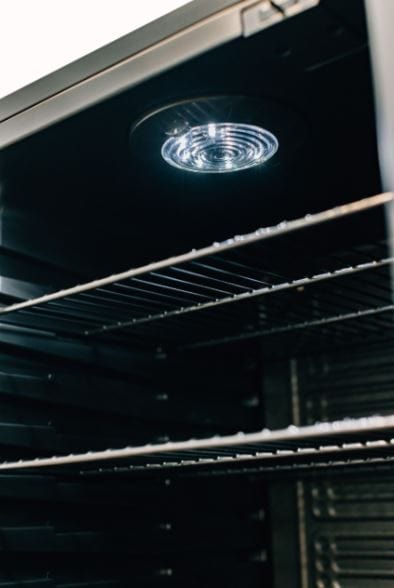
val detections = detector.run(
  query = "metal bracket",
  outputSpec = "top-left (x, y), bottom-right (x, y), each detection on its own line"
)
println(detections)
top-left (242, 0), bottom-right (319, 38)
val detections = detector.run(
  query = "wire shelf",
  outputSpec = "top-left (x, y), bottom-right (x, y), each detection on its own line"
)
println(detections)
top-left (1, 415), bottom-right (394, 475)
top-left (0, 192), bottom-right (393, 349)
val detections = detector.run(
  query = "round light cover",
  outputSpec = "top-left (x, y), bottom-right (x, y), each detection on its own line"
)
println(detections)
top-left (161, 122), bottom-right (278, 173)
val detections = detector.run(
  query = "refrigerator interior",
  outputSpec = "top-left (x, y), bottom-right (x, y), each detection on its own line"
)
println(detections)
top-left (0, 1), bottom-right (393, 586)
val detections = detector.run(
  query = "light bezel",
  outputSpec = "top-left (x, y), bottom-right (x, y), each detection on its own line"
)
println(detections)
top-left (161, 122), bottom-right (279, 173)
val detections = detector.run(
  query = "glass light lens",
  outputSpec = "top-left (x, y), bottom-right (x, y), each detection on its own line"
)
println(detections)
top-left (161, 123), bottom-right (278, 173)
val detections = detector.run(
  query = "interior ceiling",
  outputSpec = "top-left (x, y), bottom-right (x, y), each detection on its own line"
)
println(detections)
top-left (0, 0), bottom-right (382, 283)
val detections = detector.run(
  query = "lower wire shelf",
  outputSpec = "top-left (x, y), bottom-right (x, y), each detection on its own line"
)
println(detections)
top-left (2, 415), bottom-right (394, 476)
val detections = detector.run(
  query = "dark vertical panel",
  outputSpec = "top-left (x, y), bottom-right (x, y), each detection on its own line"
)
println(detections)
top-left (263, 359), bottom-right (301, 588)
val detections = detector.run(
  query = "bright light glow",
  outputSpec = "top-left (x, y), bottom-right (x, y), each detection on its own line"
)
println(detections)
top-left (208, 123), bottom-right (216, 138)
top-left (162, 123), bottom-right (279, 173)
top-left (0, 0), bottom-right (192, 99)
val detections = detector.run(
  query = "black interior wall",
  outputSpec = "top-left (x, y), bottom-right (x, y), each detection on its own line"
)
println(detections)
top-left (0, 332), bottom-right (268, 587)
top-left (0, 218), bottom-right (297, 585)
top-left (0, 0), bottom-right (381, 285)
top-left (0, 336), bottom-right (264, 459)
top-left (0, 473), bottom-right (270, 587)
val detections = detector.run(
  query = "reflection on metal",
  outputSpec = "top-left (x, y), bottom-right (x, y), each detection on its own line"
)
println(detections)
top-left (242, 0), bottom-right (319, 37)
top-left (366, 1), bottom-right (394, 308)
top-left (0, 1), bottom-right (248, 147)
top-left (0, 414), bottom-right (394, 471)
top-left (366, 0), bottom-right (394, 192)
top-left (242, 1), bottom-right (283, 37)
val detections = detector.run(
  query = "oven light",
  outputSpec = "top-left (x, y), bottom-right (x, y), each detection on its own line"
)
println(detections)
top-left (161, 122), bottom-right (278, 173)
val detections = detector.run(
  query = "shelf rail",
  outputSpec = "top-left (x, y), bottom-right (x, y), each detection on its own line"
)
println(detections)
top-left (1, 414), bottom-right (394, 473)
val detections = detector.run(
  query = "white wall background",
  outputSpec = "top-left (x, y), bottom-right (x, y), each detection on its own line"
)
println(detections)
top-left (0, 0), bottom-right (191, 99)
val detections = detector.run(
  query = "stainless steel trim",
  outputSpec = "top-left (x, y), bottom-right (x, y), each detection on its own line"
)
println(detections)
top-left (366, 0), bottom-right (394, 192)
top-left (242, 1), bottom-right (283, 37)
top-left (0, 1), bottom-right (257, 148)
top-left (0, 0), bottom-right (320, 148)
top-left (242, 0), bottom-right (319, 38)
top-left (272, 0), bottom-right (319, 18)
top-left (0, 0), bottom-right (242, 123)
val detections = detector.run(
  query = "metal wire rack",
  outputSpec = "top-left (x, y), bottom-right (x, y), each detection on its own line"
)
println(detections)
top-left (1, 415), bottom-right (394, 475)
top-left (91, 454), bottom-right (394, 480)
top-left (0, 192), bottom-right (393, 350)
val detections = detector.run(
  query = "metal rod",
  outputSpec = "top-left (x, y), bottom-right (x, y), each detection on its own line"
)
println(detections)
top-left (82, 453), bottom-right (394, 477)
top-left (87, 257), bottom-right (394, 335)
top-left (115, 282), bottom-right (204, 305)
top-left (183, 304), bottom-right (394, 350)
top-left (191, 259), bottom-right (276, 287)
top-left (170, 265), bottom-right (253, 291)
top-left (151, 270), bottom-right (235, 296)
top-left (95, 286), bottom-right (179, 309)
top-left (129, 276), bottom-right (213, 300)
